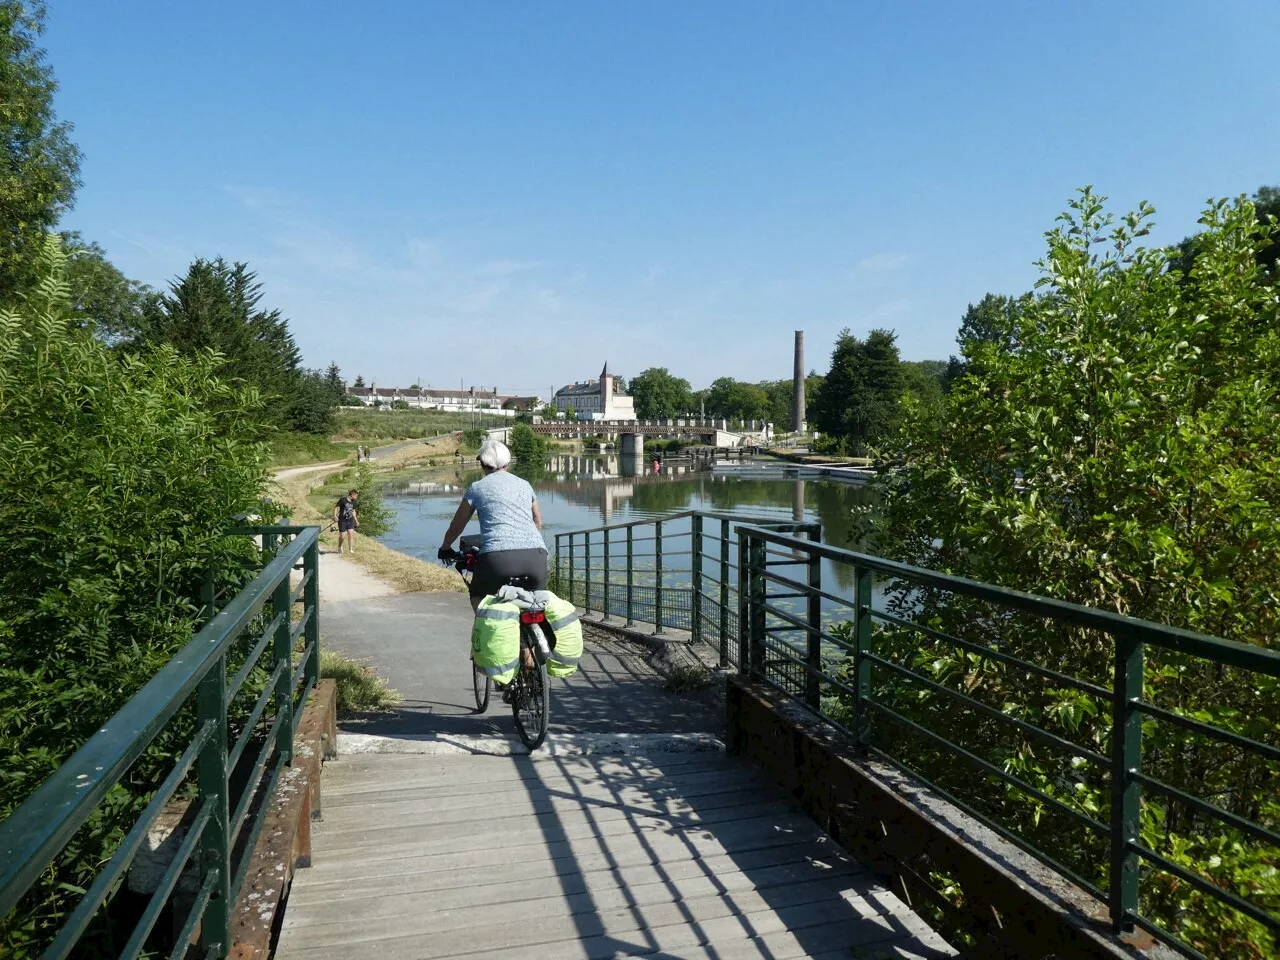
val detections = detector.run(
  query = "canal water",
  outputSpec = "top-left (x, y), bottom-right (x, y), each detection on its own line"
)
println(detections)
top-left (378, 454), bottom-right (879, 598)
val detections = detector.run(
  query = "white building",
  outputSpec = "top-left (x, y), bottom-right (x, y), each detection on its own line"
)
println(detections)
top-left (554, 363), bottom-right (636, 421)
top-left (346, 385), bottom-right (540, 415)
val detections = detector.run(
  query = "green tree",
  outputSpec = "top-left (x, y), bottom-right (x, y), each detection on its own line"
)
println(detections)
top-left (133, 258), bottom-right (335, 433)
top-left (324, 362), bottom-right (345, 401)
top-left (629, 367), bottom-right (693, 419)
top-left (864, 189), bottom-right (1280, 957)
top-left (0, 3), bottom-right (82, 303)
top-left (353, 375), bottom-right (366, 389)
top-left (509, 422), bottom-right (547, 467)
top-left (61, 233), bottom-right (156, 341)
top-left (899, 360), bottom-right (945, 409)
top-left (1171, 184), bottom-right (1280, 280)
top-left (0, 236), bottom-right (270, 953)
top-left (705, 377), bottom-right (769, 422)
top-left (810, 328), bottom-right (903, 454)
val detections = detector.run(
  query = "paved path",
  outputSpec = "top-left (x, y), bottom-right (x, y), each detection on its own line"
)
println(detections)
top-left (276, 750), bottom-right (955, 960)
top-left (320, 591), bottom-right (724, 742)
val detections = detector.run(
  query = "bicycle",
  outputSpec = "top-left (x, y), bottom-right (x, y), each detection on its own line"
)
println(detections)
top-left (440, 537), bottom-right (555, 750)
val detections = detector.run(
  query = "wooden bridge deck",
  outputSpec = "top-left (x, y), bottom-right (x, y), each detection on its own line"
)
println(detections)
top-left (276, 748), bottom-right (955, 960)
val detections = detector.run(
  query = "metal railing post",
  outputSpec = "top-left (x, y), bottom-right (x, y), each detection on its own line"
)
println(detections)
top-left (195, 651), bottom-right (231, 955)
top-left (304, 537), bottom-right (320, 689)
top-left (654, 519), bottom-right (665, 636)
top-left (272, 576), bottom-right (295, 764)
top-left (569, 535), bottom-right (576, 607)
top-left (805, 543), bottom-right (822, 710)
top-left (748, 537), bottom-right (766, 681)
top-left (1110, 630), bottom-right (1143, 932)
top-left (626, 526), bottom-right (635, 626)
top-left (853, 565), bottom-right (873, 751)
top-left (691, 514), bottom-right (703, 646)
top-left (602, 527), bottom-right (612, 622)
top-left (720, 518), bottom-right (730, 667)
top-left (737, 529), bottom-right (750, 678)
top-left (554, 534), bottom-right (561, 591)
top-left (584, 532), bottom-right (592, 614)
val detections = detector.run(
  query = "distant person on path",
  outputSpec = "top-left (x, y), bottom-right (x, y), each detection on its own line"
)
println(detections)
top-left (334, 488), bottom-right (359, 554)
top-left (438, 440), bottom-right (546, 611)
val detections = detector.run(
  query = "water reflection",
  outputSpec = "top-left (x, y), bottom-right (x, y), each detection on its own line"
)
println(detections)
top-left (379, 454), bottom-right (878, 591)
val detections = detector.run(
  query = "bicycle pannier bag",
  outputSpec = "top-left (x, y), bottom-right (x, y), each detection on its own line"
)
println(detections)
top-left (543, 594), bottom-right (583, 678)
top-left (472, 595), bottom-right (521, 684)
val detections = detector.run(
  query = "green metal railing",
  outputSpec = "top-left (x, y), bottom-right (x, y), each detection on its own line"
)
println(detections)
top-left (556, 511), bottom-right (1279, 958)
top-left (733, 523), bottom-right (1279, 959)
top-left (0, 524), bottom-right (321, 960)
top-left (554, 510), bottom-right (819, 664)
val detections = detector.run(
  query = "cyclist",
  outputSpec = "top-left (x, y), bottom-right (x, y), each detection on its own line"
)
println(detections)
top-left (438, 439), bottom-right (547, 613)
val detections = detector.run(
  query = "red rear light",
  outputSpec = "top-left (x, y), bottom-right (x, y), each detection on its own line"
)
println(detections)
top-left (520, 611), bottom-right (546, 624)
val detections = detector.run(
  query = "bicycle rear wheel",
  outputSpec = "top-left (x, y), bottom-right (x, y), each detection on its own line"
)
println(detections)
top-left (512, 628), bottom-right (550, 750)
top-left (472, 659), bottom-right (491, 712)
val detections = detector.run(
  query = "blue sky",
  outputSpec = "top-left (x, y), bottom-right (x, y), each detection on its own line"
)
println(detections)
top-left (47, 1), bottom-right (1280, 396)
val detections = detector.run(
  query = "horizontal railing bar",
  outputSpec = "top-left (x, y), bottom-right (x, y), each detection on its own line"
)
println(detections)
top-left (1132, 700), bottom-right (1280, 763)
top-left (227, 659), bottom-right (287, 775)
top-left (1130, 841), bottom-right (1279, 933)
top-left (0, 526), bottom-right (319, 919)
top-left (228, 525), bottom-right (313, 536)
top-left (872, 607), bottom-right (1112, 700)
top-left (738, 525), bottom-right (1280, 675)
top-left (120, 802), bottom-right (214, 960)
top-left (762, 568), bottom-right (859, 609)
top-left (763, 558), bottom-right (809, 567)
top-left (865, 699), bottom-right (1108, 835)
top-left (289, 607), bottom-right (313, 644)
top-left (862, 652), bottom-right (1109, 767)
top-left (762, 645), bottom-right (858, 696)
top-left (761, 602), bottom-right (856, 653)
top-left (864, 743), bottom-right (1108, 902)
top-left (231, 752), bottom-right (288, 901)
top-left (292, 672), bottom-right (314, 732)
top-left (292, 641), bottom-right (317, 693)
top-left (290, 568), bottom-right (313, 606)
top-left (1131, 772), bottom-right (1280, 848)
top-left (561, 509), bottom-right (787, 537)
top-left (169, 866), bottom-right (220, 960)
top-left (230, 710), bottom-right (288, 847)
top-left (1126, 912), bottom-right (1210, 960)
top-left (41, 721), bottom-right (215, 960)
top-left (226, 612), bottom-right (284, 704)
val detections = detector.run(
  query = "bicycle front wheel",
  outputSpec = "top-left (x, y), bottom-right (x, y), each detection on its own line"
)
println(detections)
top-left (472, 660), bottom-right (491, 713)
top-left (512, 630), bottom-right (550, 750)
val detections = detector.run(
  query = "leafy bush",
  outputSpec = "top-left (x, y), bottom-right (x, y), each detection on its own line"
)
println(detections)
top-left (460, 427), bottom-right (486, 452)
top-left (0, 237), bottom-right (271, 953)
top-left (509, 422), bottom-right (547, 465)
top-left (311, 461), bottom-right (396, 538)
top-left (861, 190), bottom-right (1280, 957)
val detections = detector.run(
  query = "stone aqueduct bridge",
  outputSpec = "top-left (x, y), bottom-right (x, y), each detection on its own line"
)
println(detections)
top-left (490, 417), bottom-right (775, 454)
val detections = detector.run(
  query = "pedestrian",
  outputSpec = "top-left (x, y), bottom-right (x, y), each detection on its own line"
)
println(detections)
top-left (334, 488), bottom-right (360, 554)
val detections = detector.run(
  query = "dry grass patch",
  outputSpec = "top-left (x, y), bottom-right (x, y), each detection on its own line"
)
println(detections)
top-left (342, 536), bottom-right (465, 593)
top-left (319, 650), bottom-right (402, 716)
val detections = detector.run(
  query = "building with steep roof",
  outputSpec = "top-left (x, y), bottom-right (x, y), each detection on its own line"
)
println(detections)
top-left (554, 363), bottom-right (636, 421)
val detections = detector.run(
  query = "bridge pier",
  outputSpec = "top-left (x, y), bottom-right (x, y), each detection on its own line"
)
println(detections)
top-left (619, 432), bottom-right (644, 458)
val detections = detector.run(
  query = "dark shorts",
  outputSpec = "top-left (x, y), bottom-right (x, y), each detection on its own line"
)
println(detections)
top-left (338, 521), bottom-right (355, 532)
top-left (470, 548), bottom-right (549, 599)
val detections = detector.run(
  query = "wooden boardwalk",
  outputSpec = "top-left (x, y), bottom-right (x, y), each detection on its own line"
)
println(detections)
top-left (277, 747), bottom-right (955, 960)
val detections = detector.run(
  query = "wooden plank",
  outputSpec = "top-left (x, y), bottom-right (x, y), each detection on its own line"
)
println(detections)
top-left (278, 881), bottom-right (916, 958)
top-left (296, 811), bottom-right (836, 883)
top-left (284, 853), bottom-right (873, 925)
top-left (313, 781), bottom-right (781, 841)
top-left (320, 761), bottom-right (760, 807)
top-left (311, 806), bottom-right (810, 864)
top-left (291, 836), bottom-right (857, 902)
top-left (321, 752), bottom-right (739, 797)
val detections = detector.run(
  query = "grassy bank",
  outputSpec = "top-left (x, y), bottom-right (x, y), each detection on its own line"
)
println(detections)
top-left (332, 407), bottom-right (510, 443)
top-left (272, 435), bottom-right (465, 593)
top-left (271, 431), bottom-right (357, 467)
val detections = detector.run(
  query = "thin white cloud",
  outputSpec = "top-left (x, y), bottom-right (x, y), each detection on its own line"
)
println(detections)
top-left (854, 252), bottom-right (910, 274)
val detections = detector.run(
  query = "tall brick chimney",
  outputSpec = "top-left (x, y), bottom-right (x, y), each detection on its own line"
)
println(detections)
top-left (792, 331), bottom-right (805, 432)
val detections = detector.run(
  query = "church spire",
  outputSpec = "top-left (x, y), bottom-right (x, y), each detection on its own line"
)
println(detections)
top-left (600, 361), bottom-right (610, 381)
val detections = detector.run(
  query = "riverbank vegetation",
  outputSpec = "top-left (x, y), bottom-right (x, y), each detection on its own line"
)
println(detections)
top-left (854, 188), bottom-right (1280, 957)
